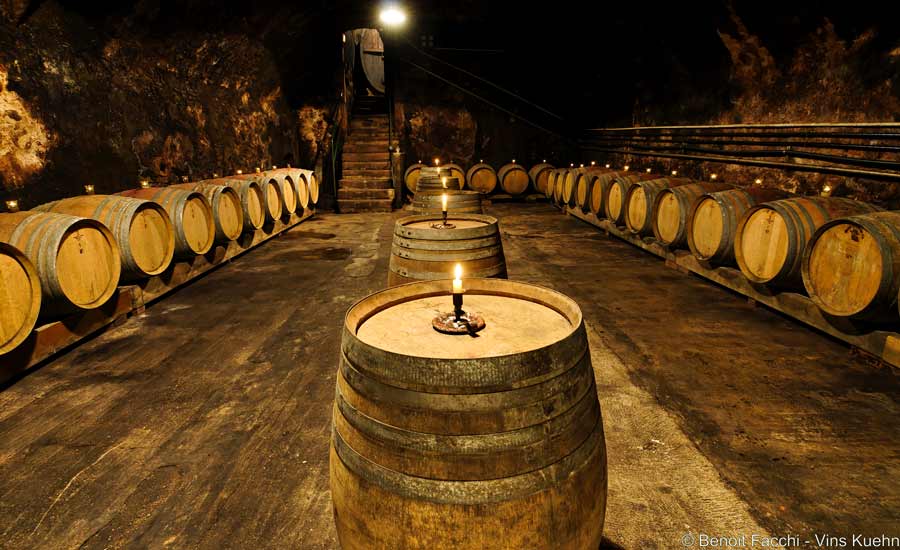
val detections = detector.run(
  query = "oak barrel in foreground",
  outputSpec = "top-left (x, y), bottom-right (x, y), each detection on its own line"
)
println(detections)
top-left (802, 211), bottom-right (900, 321)
top-left (331, 278), bottom-right (607, 549)
top-left (0, 242), bottom-right (42, 354)
top-left (0, 211), bottom-right (120, 315)
top-left (387, 213), bottom-right (506, 286)
top-left (734, 197), bottom-right (879, 288)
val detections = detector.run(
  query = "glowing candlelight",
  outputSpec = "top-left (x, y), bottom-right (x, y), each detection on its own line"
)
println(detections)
top-left (442, 193), bottom-right (448, 212)
top-left (5, 200), bottom-right (19, 212)
top-left (213, 172), bottom-right (219, 178)
top-left (236, 170), bottom-right (244, 175)
top-left (624, 165), bottom-right (630, 171)
top-left (671, 170), bottom-right (678, 176)
top-left (442, 177), bottom-right (447, 189)
top-left (591, 161), bottom-right (596, 166)
top-left (710, 173), bottom-right (718, 180)
top-left (512, 159), bottom-right (516, 163)
top-left (452, 263), bottom-right (463, 294)
top-left (434, 158), bottom-right (440, 166)
top-left (272, 165), bottom-right (277, 170)
top-left (83, 184), bottom-right (95, 195)
top-left (605, 164), bottom-right (610, 168)
top-left (140, 180), bottom-right (151, 189)
top-left (255, 167), bottom-right (261, 173)
top-left (646, 168), bottom-right (652, 173)
top-left (755, 178), bottom-right (763, 185)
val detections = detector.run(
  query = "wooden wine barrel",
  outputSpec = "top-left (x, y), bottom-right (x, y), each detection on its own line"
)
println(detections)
top-left (588, 171), bottom-right (625, 217)
top-left (624, 177), bottom-right (694, 236)
top-left (734, 197), bottom-right (880, 287)
top-left (802, 211), bottom-right (900, 321)
top-left (561, 168), bottom-right (586, 207)
top-left (443, 163), bottom-right (466, 191)
top-left (553, 169), bottom-right (569, 205)
top-left (497, 163), bottom-right (530, 195)
top-left (233, 173), bottom-right (284, 221)
top-left (204, 178), bottom-right (266, 231)
top-left (290, 169), bottom-right (311, 210)
top-left (410, 191), bottom-right (484, 215)
top-left (417, 177), bottom-right (462, 192)
top-left (388, 214), bottom-right (507, 286)
top-left (404, 163), bottom-right (425, 193)
top-left (300, 168), bottom-right (320, 206)
top-left (466, 163), bottom-right (498, 194)
top-left (651, 182), bottom-right (735, 247)
top-left (528, 163), bottom-right (554, 195)
top-left (331, 278), bottom-right (607, 549)
top-left (545, 169), bottom-right (559, 199)
top-left (574, 169), bottom-right (610, 212)
top-left (604, 173), bottom-right (662, 225)
top-left (0, 242), bottom-right (42, 354)
top-left (686, 187), bottom-right (794, 265)
top-left (268, 171), bottom-right (298, 215)
top-left (0, 212), bottom-right (120, 314)
top-left (171, 183), bottom-right (244, 243)
top-left (35, 195), bottom-right (175, 280)
top-left (119, 187), bottom-right (216, 257)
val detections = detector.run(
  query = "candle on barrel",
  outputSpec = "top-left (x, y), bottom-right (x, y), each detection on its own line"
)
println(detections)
top-left (84, 184), bottom-right (95, 195)
top-left (442, 177), bottom-right (447, 189)
top-left (432, 263), bottom-right (485, 334)
top-left (442, 193), bottom-right (448, 225)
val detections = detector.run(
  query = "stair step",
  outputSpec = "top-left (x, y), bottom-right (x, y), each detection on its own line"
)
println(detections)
top-left (338, 198), bottom-right (393, 213)
top-left (339, 177), bottom-right (392, 189)
top-left (343, 152), bottom-right (390, 162)
top-left (343, 160), bottom-right (391, 169)
top-left (338, 188), bottom-right (395, 200)
top-left (345, 140), bottom-right (390, 148)
top-left (343, 171), bottom-right (392, 179)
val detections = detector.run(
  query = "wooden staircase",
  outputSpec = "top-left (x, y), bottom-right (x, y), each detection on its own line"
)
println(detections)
top-left (338, 96), bottom-right (394, 213)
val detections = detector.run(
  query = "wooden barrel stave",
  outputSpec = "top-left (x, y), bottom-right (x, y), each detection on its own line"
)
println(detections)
top-left (410, 191), bottom-right (483, 215)
top-left (231, 173), bottom-right (285, 221)
top-left (331, 278), bottom-right (607, 549)
top-left (497, 163), bottom-right (531, 195)
top-left (35, 195), bottom-right (175, 280)
top-left (0, 211), bottom-right (121, 315)
top-left (735, 197), bottom-right (880, 287)
top-left (119, 187), bottom-right (216, 257)
top-left (466, 163), bottom-right (498, 194)
top-left (604, 174), bottom-right (663, 225)
top-left (0, 242), bottom-right (42, 354)
top-left (387, 214), bottom-right (506, 286)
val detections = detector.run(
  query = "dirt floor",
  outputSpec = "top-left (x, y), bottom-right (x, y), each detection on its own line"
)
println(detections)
top-left (0, 203), bottom-right (897, 549)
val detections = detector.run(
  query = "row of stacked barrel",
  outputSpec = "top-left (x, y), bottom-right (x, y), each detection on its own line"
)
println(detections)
top-left (403, 161), bottom-right (547, 197)
top-left (0, 167), bottom-right (319, 355)
top-left (545, 164), bottom-right (900, 324)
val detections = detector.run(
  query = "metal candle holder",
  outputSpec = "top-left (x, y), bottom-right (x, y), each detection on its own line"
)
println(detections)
top-left (433, 291), bottom-right (486, 335)
top-left (431, 209), bottom-right (455, 229)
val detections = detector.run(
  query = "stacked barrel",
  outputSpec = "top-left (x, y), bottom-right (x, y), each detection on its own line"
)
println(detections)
top-left (405, 161), bottom-right (558, 200)
top-left (1, 166), bottom-right (316, 355)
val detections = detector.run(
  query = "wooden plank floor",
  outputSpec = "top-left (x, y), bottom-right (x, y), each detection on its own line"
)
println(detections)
top-left (0, 204), bottom-right (897, 549)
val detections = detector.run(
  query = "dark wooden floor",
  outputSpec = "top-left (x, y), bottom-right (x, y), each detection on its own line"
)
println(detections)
top-left (0, 203), bottom-right (897, 549)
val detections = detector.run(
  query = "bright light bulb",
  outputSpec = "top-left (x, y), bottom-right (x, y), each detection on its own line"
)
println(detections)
top-left (379, 6), bottom-right (407, 27)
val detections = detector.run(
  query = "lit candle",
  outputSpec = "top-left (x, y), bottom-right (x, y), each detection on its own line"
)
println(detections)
top-left (591, 161), bottom-right (596, 166)
top-left (442, 193), bottom-right (448, 213)
top-left (434, 158), bottom-right (440, 166)
top-left (755, 178), bottom-right (762, 185)
top-left (140, 180), bottom-right (151, 189)
top-left (624, 165), bottom-right (630, 171)
top-left (5, 200), bottom-right (19, 212)
top-left (452, 263), bottom-right (463, 294)
top-left (83, 184), bottom-right (95, 195)
top-left (646, 168), bottom-right (652, 173)
top-left (237, 170), bottom-right (244, 175)
top-left (442, 177), bottom-right (447, 189)
top-left (671, 170), bottom-right (678, 176)
top-left (710, 173), bottom-right (718, 180)
top-left (256, 167), bottom-right (261, 173)
top-left (272, 165), bottom-right (277, 170)
top-left (605, 164), bottom-right (610, 169)
top-left (512, 159), bottom-right (516, 164)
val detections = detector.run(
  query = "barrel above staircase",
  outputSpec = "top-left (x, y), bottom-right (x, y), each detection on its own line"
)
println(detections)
top-left (338, 96), bottom-right (395, 213)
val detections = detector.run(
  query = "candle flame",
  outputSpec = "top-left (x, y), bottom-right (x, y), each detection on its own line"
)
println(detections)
top-left (441, 193), bottom-right (448, 211)
top-left (5, 199), bottom-right (19, 212)
top-left (84, 184), bottom-right (95, 194)
top-left (442, 177), bottom-right (447, 189)
top-left (434, 158), bottom-right (440, 166)
top-left (624, 165), bottom-right (630, 171)
top-left (710, 173), bottom-right (718, 180)
top-left (454, 263), bottom-right (463, 279)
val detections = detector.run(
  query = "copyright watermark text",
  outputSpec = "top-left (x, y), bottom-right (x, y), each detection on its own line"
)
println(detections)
top-left (681, 532), bottom-right (900, 549)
